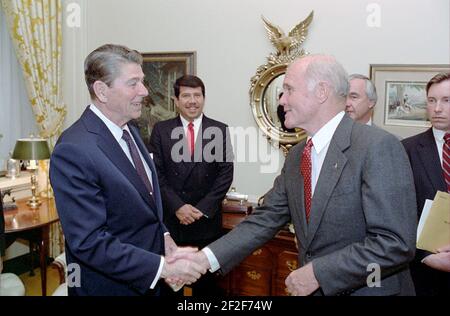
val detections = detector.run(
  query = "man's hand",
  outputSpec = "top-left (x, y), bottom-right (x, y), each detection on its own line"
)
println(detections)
top-left (161, 251), bottom-right (207, 286)
top-left (164, 234), bottom-right (178, 257)
top-left (423, 244), bottom-right (450, 272)
top-left (164, 247), bottom-right (199, 290)
top-left (175, 204), bottom-right (203, 225)
top-left (285, 262), bottom-right (320, 296)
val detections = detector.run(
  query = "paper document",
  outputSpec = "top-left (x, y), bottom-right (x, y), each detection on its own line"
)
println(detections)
top-left (416, 191), bottom-right (450, 253)
top-left (417, 199), bottom-right (433, 242)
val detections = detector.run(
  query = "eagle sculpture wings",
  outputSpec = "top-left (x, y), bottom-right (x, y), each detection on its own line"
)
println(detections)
top-left (262, 11), bottom-right (314, 56)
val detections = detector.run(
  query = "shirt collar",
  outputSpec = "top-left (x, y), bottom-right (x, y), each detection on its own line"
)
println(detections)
top-left (310, 111), bottom-right (345, 154)
top-left (89, 104), bottom-right (130, 143)
top-left (432, 127), bottom-right (446, 143)
top-left (179, 113), bottom-right (203, 128)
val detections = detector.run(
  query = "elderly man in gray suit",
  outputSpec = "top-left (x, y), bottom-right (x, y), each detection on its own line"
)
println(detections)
top-left (172, 55), bottom-right (417, 296)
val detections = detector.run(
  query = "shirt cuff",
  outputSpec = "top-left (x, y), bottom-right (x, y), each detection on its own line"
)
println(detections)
top-left (164, 232), bottom-right (170, 236)
top-left (202, 247), bottom-right (220, 273)
top-left (150, 256), bottom-right (164, 289)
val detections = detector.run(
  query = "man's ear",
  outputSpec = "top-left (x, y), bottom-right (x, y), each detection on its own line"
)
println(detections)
top-left (172, 96), bottom-right (179, 108)
top-left (368, 100), bottom-right (376, 109)
top-left (93, 81), bottom-right (108, 103)
top-left (315, 82), bottom-right (329, 104)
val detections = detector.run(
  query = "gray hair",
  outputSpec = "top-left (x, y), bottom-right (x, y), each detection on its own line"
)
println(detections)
top-left (84, 44), bottom-right (143, 99)
top-left (304, 55), bottom-right (349, 99)
top-left (348, 73), bottom-right (378, 104)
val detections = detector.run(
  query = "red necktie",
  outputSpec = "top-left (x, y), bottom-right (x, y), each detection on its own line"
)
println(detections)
top-left (300, 139), bottom-right (313, 222)
top-left (443, 133), bottom-right (450, 193)
top-left (188, 122), bottom-right (195, 156)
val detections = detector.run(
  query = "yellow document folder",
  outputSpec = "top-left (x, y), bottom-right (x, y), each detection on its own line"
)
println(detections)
top-left (417, 191), bottom-right (450, 253)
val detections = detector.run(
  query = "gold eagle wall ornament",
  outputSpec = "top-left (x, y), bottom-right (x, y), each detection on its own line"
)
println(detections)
top-left (250, 11), bottom-right (314, 155)
top-left (262, 11), bottom-right (314, 58)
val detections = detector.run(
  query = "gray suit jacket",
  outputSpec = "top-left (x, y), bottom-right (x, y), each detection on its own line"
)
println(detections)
top-left (208, 115), bottom-right (417, 296)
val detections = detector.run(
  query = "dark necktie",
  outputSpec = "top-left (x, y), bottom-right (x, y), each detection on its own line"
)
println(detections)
top-left (187, 122), bottom-right (195, 155)
top-left (443, 133), bottom-right (450, 193)
top-left (300, 139), bottom-right (313, 222)
top-left (122, 130), bottom-right (153, 195)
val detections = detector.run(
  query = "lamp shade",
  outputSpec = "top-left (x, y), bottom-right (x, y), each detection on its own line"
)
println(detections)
top-left (12, 138), bottom-right (51, 160)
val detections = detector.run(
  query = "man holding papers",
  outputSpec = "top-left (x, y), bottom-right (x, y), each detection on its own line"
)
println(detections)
top-left (402, 72), bottom-right (450, 296)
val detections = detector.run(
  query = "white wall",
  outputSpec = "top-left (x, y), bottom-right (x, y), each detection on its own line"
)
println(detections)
top-left (61, 0), bottom-right (450, 198)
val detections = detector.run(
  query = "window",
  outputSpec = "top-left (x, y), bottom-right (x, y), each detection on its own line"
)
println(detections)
top-left (0, 7), bottom-right (37, 168)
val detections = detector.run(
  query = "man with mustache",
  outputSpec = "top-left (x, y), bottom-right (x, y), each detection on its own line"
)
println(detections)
top-left (148, 75), bottom-right (234, 296)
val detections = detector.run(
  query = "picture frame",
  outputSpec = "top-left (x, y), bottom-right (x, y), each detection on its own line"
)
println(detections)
top-left (370, 64), bottom-right (450, 139)
top-left (134, 51), bottom-right (196, 146)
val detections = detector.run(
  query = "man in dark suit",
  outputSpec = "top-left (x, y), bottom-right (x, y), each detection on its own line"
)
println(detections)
top-left (175, 55), bottom-right (417, 296)
top-left (148, 75), bottom-right (233, 295)
top-left (50, 44), bottom-right (206, 296)
top-left (402, 72), bottom-right (450, 296)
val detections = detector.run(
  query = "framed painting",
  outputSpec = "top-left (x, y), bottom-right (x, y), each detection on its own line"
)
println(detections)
top-left (134, 51), bottom-right (196, 146)
top-left (370, 64), bottom-right (449, 139)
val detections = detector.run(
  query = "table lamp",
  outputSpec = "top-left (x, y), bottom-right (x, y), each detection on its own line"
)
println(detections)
top-left (12, 137), bottom-right (51, 209)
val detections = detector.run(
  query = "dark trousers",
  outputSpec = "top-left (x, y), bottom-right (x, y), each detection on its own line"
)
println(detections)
top-left (410, 259), bottom-right (450, 296)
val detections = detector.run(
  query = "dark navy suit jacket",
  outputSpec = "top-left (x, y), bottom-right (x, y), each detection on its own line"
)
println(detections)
top-left (403, 128), bottom-right (450, 295)
top-left (50, 107), bottom-right (167, 296)
top-left (148, 115), bottom-right (233, 245)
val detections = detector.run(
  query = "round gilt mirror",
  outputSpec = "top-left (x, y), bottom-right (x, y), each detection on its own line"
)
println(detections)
top-left (249, 13), bottom-right (313, 155)
top-left (250, 63), bottom-right (306, 155)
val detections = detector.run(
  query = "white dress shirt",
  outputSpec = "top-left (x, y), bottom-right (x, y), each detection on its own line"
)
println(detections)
top-left (309, 111), bottom-right (345, 194)
top-left (432, 127), bottom-right (446, 166)
top-left (204, 111), bottom-right (346, 273)
top-left (89, 104), bottom-right (162, 289)
top-left (179, 113), bottom-right (203, 143)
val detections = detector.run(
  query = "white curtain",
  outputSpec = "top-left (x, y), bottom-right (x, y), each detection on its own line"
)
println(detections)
top-left (0, 6), bottom-right (37, 166)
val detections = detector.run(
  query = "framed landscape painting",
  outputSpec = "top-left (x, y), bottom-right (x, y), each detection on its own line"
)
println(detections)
top-left (370, 64), bottom-right (450, 139)
top-left (134, 51), bottom-right (196, 146)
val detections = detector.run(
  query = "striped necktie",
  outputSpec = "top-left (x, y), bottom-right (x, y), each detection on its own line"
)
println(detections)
top-left (443, 133), bottom-right (450, 193)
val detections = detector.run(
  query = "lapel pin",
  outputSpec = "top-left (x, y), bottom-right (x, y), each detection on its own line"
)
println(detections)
top-left (334, 163), bottom-right (338, 169)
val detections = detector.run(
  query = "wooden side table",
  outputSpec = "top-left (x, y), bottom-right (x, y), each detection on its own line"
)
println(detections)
top-left (3, 197), bottom-right (59, 296)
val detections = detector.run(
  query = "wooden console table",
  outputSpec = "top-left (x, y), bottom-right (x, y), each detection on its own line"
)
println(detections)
top-left (3, 197), bottom-right (59, 296)
top-left (220, 201), bottom-right (298, 296)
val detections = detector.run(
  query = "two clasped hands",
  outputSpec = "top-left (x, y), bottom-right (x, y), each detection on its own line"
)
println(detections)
top-left (160, 235), bottom-right (321, 295)
top-left (160, 234), bottom-right (210, 291)
top-left (175, 204), bottom-right (204, 225)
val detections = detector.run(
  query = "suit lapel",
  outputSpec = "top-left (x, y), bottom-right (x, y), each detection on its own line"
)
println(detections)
top-left (129, 126), bottom-right (162, 220)
top-left (81, 109), bottom-right (157, 211)
top-left (305, 116), bottom-right (352, 249)
top-left (417, 128), bottom-right (447, 192)
top-left (170, 116), bottom-right (195, 179)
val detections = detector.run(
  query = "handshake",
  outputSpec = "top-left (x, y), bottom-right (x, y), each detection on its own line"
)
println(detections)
top-left (161, 236), bottom-right (211, 292)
